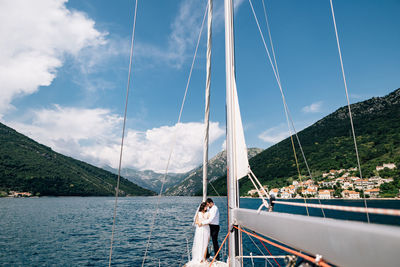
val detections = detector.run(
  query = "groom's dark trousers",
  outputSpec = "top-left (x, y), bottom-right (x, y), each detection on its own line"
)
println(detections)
top-left (207, 224), bottom-right (220, 260)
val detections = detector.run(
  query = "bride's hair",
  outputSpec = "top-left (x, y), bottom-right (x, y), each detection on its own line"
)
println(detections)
top-left (198, 202), bottom-right (207, 212)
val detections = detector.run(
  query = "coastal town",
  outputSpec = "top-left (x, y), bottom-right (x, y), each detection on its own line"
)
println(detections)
top-left (248, 163), bottom-right (399, 199)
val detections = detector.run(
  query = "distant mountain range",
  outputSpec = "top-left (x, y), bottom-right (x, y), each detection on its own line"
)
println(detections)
top-left (104, 166), bottom-right (186, 193)
top-left (208, 88), bottom-right (400, 196)
top-left (104, 148), bottom-right (262, 195)
top-left (165, 148), bottom-right (263, 196)
top-left (0, 122), bottom-right (154, 196)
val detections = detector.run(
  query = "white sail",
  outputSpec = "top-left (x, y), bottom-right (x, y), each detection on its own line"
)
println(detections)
top-left (231, 76), bottom-right (249, 180)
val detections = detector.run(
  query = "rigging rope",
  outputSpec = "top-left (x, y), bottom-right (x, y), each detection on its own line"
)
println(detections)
top-left (108, 0), bottom-right (139, 266)
top-left (329, 0), bottom-right (370, 223)
top-left (141, 4), bottom-right (209, 266)
top-left (234, 226), bottom-right (331, 267)
top-left (246, 171), bottom-right (270, 212)
top-left (254, 0), bottom-right (308, 216)
top-left (248, 0), bottom-right (326, 217)
top-left (261, 0), bottom-right (280, 84)
top-left (209, 181), bottom-right (222, 197)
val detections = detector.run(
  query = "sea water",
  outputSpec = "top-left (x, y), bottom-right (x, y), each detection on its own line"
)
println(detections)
top-left (1, 197), bottom-right (399, 266)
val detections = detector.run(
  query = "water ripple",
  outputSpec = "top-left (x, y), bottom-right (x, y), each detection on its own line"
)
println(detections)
top-left (0, 197), bottom-right (399, 266)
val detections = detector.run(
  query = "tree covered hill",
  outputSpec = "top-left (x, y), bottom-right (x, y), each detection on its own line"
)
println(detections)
top-left (0, 122), bottom-right (155, 196)
top-left (207, 88), bottom-right (400, 196)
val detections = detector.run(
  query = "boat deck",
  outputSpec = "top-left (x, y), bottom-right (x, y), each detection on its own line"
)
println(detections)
top-left (183, 260), bottom-right (228, 267)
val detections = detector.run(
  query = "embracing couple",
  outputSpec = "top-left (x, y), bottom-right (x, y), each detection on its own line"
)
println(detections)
top-left (187, 198), bottom-right (220, 265)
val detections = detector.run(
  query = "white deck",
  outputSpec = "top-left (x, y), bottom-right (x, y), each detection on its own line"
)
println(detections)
top-left (183, 260), bottom-right (228, 267)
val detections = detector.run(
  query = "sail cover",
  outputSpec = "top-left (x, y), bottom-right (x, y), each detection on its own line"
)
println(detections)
top-left (230, 76), bottom-right (249, 180)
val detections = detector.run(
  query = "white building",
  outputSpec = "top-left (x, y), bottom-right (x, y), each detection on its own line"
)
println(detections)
top-left (302, 188), bottom-right (317, 196)
top-left (365, 188), bottom-right (380, 198)
top-left (247, 189), bottom-right (258, 196)
top-left (281, 191), bottom-right (292, 199)
top-left (321, 180), bottom-right (336, 188)
top-left (343, 181), bottom-right (353, 189)
top-left (349, 191), bottom-right (360, 199)
top-left (342, 190), bottom-right (360, 199)
top-left (318, 190), bottom-right (332, 199)
top-left (354, 179), bottom-right (374, 190)
top-left (376, 163), bottom-right (397, 171)
top-left (269, 188), bottom-right (279, 197)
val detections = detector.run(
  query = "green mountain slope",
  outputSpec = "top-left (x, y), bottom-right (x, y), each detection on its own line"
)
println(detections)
top-left (208, 88), bottom-right (400, 196)
top-left (0, 122), bottom-right (155, 196)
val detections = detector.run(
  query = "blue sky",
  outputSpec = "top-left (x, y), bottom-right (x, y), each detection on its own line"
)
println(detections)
top-left (1, 0), bottom-right (399, 173)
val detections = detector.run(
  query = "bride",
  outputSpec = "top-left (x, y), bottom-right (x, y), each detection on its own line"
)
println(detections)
top-left (186, 202), bottom-right (210, 265)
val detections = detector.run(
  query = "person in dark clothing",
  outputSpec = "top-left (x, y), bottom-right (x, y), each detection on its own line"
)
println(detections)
top-left (203, 198), bottom-right (220, 261)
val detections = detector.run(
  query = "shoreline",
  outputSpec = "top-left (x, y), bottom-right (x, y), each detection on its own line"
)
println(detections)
top-left (1, 195), bottom-right (400, 200)
top-left (241, 196), bottom-right (400, 200)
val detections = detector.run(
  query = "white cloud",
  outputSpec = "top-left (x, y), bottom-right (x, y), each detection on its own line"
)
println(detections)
top-left (302, 101), bottom-right (323, 113)
top-left (9, 106), bottom-right (225, 173)
top-left (0, 0), bottom-right (106, 116)
top-left (9, 105), bottom-right (122, 157)
top-left (258, 124), bottom-right (290, 144)
top-left (74, 37), bottom-right (129, 76)
top-left (118, 122), bottom-right (224, 173)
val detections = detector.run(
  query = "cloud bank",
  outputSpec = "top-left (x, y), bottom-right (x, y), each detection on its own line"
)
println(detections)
top-left (10, 106), bottom-right (225, 173)
top-left (0, 0), bottom-right (105, 116)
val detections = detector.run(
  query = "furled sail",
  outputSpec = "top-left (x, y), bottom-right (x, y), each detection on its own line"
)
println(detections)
top-left (224, 0), bottom-right (249, 182)
top-left (229, 75), bottom-right (249, 180)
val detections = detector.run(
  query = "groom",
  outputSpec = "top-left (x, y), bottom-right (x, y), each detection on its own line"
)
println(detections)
top-left (203, 198), bottom-right (220, 261)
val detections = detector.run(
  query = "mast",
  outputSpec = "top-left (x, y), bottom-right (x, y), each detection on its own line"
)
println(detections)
top-left (203, 0), bottom-right (212, 202)
top-left (224, 0), bottom-right (241, 266)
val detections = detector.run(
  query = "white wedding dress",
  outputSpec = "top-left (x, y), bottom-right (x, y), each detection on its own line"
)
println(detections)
top-left (187, 211), bottom-right (210, 266)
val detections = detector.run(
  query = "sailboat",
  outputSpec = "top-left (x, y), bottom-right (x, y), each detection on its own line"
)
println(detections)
top-left (108, 0), bottom-right (400, 266)
top-left (193, 0), bottom-right (400, 266)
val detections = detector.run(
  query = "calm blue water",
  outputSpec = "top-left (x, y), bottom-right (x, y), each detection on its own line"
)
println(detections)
top-left (0, 197), bottom-right (399, 266)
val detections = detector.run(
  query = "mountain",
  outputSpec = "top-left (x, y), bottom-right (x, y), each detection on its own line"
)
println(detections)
top-left (165, 148), bottom-right (263, 196)
top-left (208, 88), bottom-right (400, 196)
top-left (104, 166), bottom-right (186, 193)
top-left (0, 122), bottom-right (154, 196)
